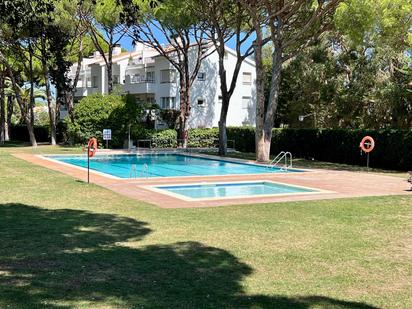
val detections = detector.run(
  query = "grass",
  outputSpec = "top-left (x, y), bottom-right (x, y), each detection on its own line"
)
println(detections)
top-left (0, 144), bottom-right (411, 308)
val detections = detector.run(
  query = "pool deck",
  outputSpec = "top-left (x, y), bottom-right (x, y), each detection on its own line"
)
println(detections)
top-left (13, 152), bottom-right (411, 208)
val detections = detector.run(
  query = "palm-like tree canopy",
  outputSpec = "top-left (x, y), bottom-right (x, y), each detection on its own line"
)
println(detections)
top-left (4, 78), bottom-right (47, 102)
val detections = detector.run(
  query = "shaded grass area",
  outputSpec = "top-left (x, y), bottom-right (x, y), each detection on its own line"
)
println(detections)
top-left (0, 145), bottom-right (411, 308)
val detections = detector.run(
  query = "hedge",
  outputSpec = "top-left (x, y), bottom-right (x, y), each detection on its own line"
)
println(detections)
top-left (269, 128), bottom-right (412, 171)
top-left (10, 125), bottom-right (50, 143)
top-left (147, 127), bottom-right (411, 170)
top-left (226, 127), bottom-right (412, 171)
top-left (8, 123), bottom-right (411, 170)
top-left (9, 123), bottom-right (67, 144)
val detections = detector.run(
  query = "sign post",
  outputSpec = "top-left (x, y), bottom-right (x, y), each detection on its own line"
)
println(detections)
top-left (87, 147), bottom-right (90, 183)
top-left (103, 129), bottom-right (112, 149)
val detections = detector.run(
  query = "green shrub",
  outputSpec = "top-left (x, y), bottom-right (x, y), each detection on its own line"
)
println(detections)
top-left (149, 129), bottom-right (177, 148)
top-left (227, 126), bottom-right (255, 152)
top-left (66, 94), bottom-right (145, 147)
top-left (188, 128), bottom-right (219, 148)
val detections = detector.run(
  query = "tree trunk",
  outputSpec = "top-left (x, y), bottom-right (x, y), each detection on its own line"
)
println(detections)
top-left (65, 38), bottom-right (83, 123)
top-left (65, 91), bottom-right (75, 122)
top-left (254, 27), bottom-right (268, 162)
top-left (218, 118), bottom-right (227, 156)
top-left (25, 116), bottom-right (37, 147)
top-left (178, 75), bottom-right (190, 148)
top-left (45, 74), bottom-right (57, 145)
top-left (29, 42), bottom-right (35, 125)
top-left (215, 34), bottom-right (245, 156)
top-left (0, 71), bottom-right (5, 144)
top-left (218, 95), bottom-right (230, 156)
top-left (20, 102), bottom-right (37, 147)
top-left (107, 49), bottom-right (113, 94)
top-left (217, 43), bottom-right (229, 156)
top-left (0, 52), bottom-right (37, 147)
top-left (5, 95), bottom-right (12, 141)
top-left (107, 31), bottom-right (114, 94)
top-left (259, 42), bottom-right (283, 162)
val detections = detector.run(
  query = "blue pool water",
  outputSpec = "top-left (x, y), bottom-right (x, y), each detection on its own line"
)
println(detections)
top-left (156, 181), bottom-right (315, 199)
top-left (49, 154), bottom-right (301, 179)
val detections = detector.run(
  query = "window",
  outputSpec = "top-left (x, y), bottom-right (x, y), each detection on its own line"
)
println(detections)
top-left (146, 71), bottom-right (155, 83)
top-left (197, 98), bottom-right (206, 108)
top-left (242, 72), bottom-right (252, 85)
top-left (197, 72), bottom-right (206, 81)
top-left (86, 77), bottom-right (92, 88)
top-left (91, 76), bottom-right (98, 88)
top-left (160, 97), bottom-right (176, 109)
top-left (161, 69), bottom-right (176, 83)
top-left (113, 75), bottom-right (120, 84)
top-left (242, 96), bottom-right (251, 109)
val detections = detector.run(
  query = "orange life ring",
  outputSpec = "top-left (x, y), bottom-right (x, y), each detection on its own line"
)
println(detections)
top-left (360, 136), bottom-right (375, 153)
top-left (87, 138), bottom-right (98, 157)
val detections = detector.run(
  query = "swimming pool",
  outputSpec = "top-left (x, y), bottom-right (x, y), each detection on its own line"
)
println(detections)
top-left (47, 153), bottom-right (301, 179)
top-left (150, 181), bottom-right (318, 200)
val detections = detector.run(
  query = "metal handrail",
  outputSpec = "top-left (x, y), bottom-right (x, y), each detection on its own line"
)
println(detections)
top-left (140, 163), bottom-right (149, 178)
top-left (130, 164), bottom-right (137, 178)
top-left (129, 163), bottom-right (149, 178)
top-left (270, 151), bottom-right (286, 166)
top-left (269, 151), bottom-right (293, 171)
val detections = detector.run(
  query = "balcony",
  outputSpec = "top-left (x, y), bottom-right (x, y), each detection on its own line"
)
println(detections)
top-left (124, 75), bottom-right (156, 94)
top-left (127, 57), bottom-right (156, 70)
top-left (74, 87), bottom-right (99, 97)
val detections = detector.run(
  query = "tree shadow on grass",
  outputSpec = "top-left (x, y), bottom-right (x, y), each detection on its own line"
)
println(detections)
top-left (0, 204), bottom-right (379, 308)
top-left (0, 141), bottom-right (32, 148)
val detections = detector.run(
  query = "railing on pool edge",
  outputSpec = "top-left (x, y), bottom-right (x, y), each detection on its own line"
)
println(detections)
top-left (141, 163), bottom-right (149, 178)
top-left (130, 164), bottom-right (137, 178)
top-left (129, 163), bottom-right (149, 179)
top-left (269, 151), bottom-right (293, 171)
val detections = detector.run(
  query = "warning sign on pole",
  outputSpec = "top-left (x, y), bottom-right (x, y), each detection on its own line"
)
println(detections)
top-left (103, 129), bottom-right (111, 149)
top-left (103, 129), bottom-right (112, 141)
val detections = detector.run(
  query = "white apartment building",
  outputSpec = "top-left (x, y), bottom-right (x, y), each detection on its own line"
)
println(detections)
top-left (68, 43), bottom-right (256, 129)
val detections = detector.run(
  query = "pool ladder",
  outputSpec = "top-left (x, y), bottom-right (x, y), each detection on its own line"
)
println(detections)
top-left (129, 163), bottom-right (149, 179)
top-left (269, 151), bottom-right (293, 171)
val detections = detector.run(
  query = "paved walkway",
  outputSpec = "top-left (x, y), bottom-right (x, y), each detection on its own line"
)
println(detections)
top-left (14, 153), bottom-right (410, 208)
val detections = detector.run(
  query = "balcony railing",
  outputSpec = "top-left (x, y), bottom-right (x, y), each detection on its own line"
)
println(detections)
top-left (127, 57), bottom-right (156, 67)
top-left (130, 76), bottom-right (155, 84)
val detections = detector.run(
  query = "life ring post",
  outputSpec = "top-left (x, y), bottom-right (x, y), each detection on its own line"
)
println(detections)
top-left (359, 136), bottom-right (375, 170)
top-left (87, 145), bottom-right (90, 183)
top-left (87, 138), bottom-right (98, 183)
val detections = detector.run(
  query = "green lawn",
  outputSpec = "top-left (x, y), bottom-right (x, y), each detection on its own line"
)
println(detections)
top-left (0, 145), bottom-right (411, 308)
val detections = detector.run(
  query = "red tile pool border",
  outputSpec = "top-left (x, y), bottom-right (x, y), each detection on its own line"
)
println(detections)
top-left (13, 152), bottom-right (410, 208)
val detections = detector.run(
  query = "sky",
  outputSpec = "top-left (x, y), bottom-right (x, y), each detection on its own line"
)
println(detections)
top-left (115, 27), bottom-right (256, 54)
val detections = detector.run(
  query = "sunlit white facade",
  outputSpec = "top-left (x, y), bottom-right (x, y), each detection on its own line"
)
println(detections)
top-left (67, 43), bottom-right (256, 128)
